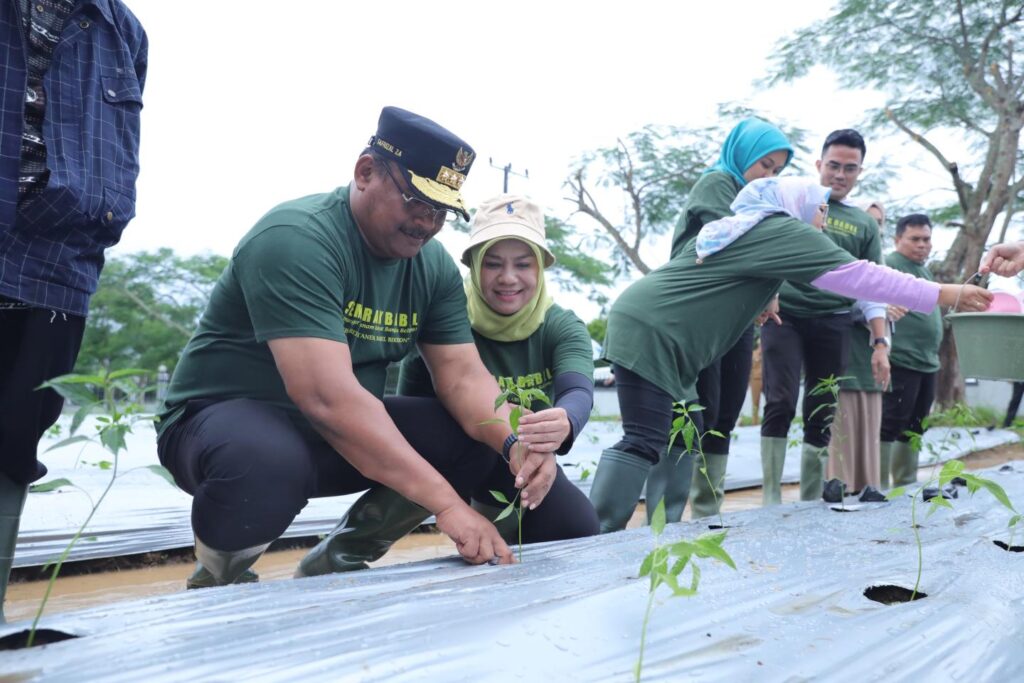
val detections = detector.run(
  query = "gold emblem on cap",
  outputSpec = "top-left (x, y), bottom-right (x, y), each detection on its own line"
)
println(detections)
top-left (453, 147), bottom-right (475, 172)
top-left (436, 167), bottom-right (466, 190)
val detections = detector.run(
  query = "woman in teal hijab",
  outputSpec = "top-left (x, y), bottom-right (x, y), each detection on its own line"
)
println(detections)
top-left (642, 118), bottom-right (794, 526)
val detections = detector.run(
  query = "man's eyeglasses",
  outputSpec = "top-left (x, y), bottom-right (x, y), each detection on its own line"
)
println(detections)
top-left (825, 161), bottom-right (861, 175)
top-left (380, 161), bottom-right (453, 228)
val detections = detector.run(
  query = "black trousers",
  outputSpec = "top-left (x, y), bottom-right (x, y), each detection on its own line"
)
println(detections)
top-left (610, 365), bottom-right (705, 465)
top-left (881, 366), bottom-right (936, 443)
top-left (157, 397), bottom-right (598, 550)
top-left (0, 302), bottom-right (86, 485)
top-left (759, 312), bottom-right (852, 448)
top-left (695, 326), bottom-right (754, 455)
top-left (1004, 382), bottom-right (1024, 428)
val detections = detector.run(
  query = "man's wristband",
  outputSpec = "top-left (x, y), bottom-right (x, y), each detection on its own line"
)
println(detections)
top-left (502, 433), bottom-right (519, 462)
top-left (871, 337), bottom-right (891, 350)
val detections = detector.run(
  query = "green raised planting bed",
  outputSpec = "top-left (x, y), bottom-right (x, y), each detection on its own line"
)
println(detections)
top-left (947, 312), bottom-right (1024, 381)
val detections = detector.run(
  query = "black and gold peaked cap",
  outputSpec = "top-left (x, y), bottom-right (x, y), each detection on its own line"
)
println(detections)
top-left (368, 106), bottom-right (476, 221)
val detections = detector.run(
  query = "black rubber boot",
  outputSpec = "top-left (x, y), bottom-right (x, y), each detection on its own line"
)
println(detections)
top-left (294, 486), bottom-right (428, 578)
top-left (0, 473), bottom-right (28, 623)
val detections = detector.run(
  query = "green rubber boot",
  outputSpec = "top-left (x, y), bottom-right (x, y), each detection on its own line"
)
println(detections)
top-left (185, 563), bottom-right (260, 590)
top-left (690, 452), bottom-right (728, 520)
top-left (644, 443), bottom-right (693, 524)
top-left (0, 473), bottom-right (28, 623)
top-left (891, 440), bottom-right (920, 487)
top-left (760, 437), bottom-right (788, 506)
top-left (879, 441), bottom-right (895, 490)
top-left (295, 486), bottom-right (428, 578)
top-left (589, 449), bottom-right (652, 533)
top-left (799, 443), bottom-right (829, 501)
top-left (192, 536), bottom-right (270, 587)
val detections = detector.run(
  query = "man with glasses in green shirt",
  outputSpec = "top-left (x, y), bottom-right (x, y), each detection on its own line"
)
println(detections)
top-left (759, 129), bottom-right (887, 504)
top-left (157, 107), bottom-right (556, 587)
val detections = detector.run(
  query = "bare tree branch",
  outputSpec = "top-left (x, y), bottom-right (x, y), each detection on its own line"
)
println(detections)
top-left (886, 108), bottom-right (972, 210)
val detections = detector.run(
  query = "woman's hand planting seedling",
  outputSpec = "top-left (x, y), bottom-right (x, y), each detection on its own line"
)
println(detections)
top-left (634, 499), bottom-right (736, 682)
top-left (26, 369), bottom-right (175, 647)
top-left (481, 385), bottom-right (551, 561)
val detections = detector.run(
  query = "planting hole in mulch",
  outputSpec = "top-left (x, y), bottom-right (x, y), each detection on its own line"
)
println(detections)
top-left (863, 585), bottom-right (927, 605)
top-left (993, 540), bottom-right (1024, 552)
top-left (0, 629), bottom-right (79, 650)
top-left (707, 524), bottom-right (733, 530)
top-left (829, 504), bottom-right (867, 513)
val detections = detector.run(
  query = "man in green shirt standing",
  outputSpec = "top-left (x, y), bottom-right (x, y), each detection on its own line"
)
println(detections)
top-left (880, 214), bottom-right (944, 487)
top-left (759, 129), bottom-right (885, 504)
top-left (157, 108), bottom-right (554, 586)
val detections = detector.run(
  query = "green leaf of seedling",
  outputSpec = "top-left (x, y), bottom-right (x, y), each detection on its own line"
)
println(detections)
top-left (38, 372), bottom-right (106, 387)
top-left (968, 476), bottom-right (1016, 513)
top-left (693, 537), bottom-right (737, 569)
top-left (651, 499), bottom-right (667, 536)
top-left (478, 418), bottom-right (506, 427)
top-left (705, 429), bottom-right (724, 440)
top-left (70, 403), bottom-right (94, 436)
top-left (1009, 514), bottom-right (1022, 528)
top-left (46, 382), bottom-right (100, 410)
top-left (510, 407), bottom-right (522, 434)
top-left (493, 503), bottom-right (516, 522)
top-left (886, 486), bottom-right (908, 500)
top-left (96, 460), bottom-right (113, 470)
top-left (146, 465), bottom-right (179, 487)
top-left (99, 424), bottom-right (128, 455)
top-left (580, 468), bottom-right (591, 481)
top-left (490, 490), bottom-right (510, 505)
top-left (96, 416), bottom-right (110, 424)
top-left (85, 536), bottom-right (98, 542)
top-left (928, 497), bottom-right (953, 514)
top-left (938, 460), bottom-right (965, 485)
top-left (639, 552), bottom-right (654, 578)
top-left (44, 435), bottom-right (93, 453)
top-left (687, 403), bottom-right (705, 414)
top-left (493, 391), bottom-right (510, 411)
top-left (29, 478), bottom-right (75, 493)
top-left (106, 368), bottom-right (152, 381)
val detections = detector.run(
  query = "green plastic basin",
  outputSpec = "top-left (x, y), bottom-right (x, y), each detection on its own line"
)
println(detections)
top-left (947, 312), bottom-right (1024, 381)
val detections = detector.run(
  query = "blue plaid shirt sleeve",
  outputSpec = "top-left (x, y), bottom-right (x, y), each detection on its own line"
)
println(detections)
top-left (0, 0), bottom-right (147, 316)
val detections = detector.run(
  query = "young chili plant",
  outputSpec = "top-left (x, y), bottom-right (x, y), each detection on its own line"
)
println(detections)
top-left (808, 374), bottom-right (851, 507)
top-left (667, 402), bottom-right (725, 527)
top-left (885, 405), bottom-right (1019, 600)
top-left (482, 385), bottom-right (550, 561)
top-left (25, 369), bottom-right (174, 647)
top-left (634, 499), bottom-right (736, 682)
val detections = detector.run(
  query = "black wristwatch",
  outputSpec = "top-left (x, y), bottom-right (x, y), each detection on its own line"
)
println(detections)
top-left (502, 433), bottom-right (519, 462)
top-left (871, 337), bottom-right (891, 349)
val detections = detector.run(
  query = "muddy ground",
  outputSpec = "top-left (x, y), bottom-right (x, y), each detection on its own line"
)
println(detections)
top-left (6, 443), bottom-right (1021, 623)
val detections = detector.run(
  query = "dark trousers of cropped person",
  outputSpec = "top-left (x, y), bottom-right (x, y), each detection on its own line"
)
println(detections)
top-left (589, 365), bottom-right (705, 532)
top-left (160, 397), bottom-right (504, 551)
top-left (759, 312), bottom-right (851, 503)
top-left (0, 301), bottom-right (86, 619)
top-left (880, 366), bottom-right (936, 488)
top-left (1003, 382), bottom-right (1024, 428)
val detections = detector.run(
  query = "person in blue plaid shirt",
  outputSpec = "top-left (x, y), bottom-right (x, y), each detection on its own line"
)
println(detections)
top-left (0, 0), bottom-right (147, 621)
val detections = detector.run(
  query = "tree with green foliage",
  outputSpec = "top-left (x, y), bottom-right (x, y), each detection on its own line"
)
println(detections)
top-left (76, 249), bottom-right (227, 378)
top-left (765, 0), bottom-right (1024, 404)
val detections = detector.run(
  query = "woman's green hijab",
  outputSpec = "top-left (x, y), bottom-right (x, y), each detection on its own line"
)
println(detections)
top-left (706, 118), bottom-right (794, 185)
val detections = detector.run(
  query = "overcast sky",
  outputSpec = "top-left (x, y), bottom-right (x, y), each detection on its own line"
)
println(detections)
top-left (116, 1), bottom-right (1005, 304)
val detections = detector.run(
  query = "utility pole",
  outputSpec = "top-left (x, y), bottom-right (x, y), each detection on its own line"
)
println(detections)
top-left (489, 157), bottom-right (528, 193)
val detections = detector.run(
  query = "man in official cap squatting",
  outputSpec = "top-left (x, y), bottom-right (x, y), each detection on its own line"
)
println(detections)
top-left (157, 107), bottom-right (556, 585)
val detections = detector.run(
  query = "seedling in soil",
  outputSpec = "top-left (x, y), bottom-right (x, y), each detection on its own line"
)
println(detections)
top-left (667, 402), bottom-right (725, 527)
top-left (634, 499), bottom-right (736, 682)
top-left (482, 386), bottom-right (550, 561)
top-left (809, 374), bottom-right (851, 508)
top-left (23, 369), bottom-right (174, 648)
top-left (888, 406), bottom-right (1020, 600)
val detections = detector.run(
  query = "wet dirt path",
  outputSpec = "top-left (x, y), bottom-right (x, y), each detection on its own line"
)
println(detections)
top-left (6, 444), bottom-right (1020, 623)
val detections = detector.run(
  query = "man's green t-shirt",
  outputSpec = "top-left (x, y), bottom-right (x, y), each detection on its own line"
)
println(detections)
top-left (398, 304), bottom-right (594, 407)
top-left (778, 201), bottom-right (881, 317)
top-left (886, 252), bottom-right (943, 373)
top-left (670, 171), bottom-right (742, 259)
top-left (604, 214), bottom-right (855, 401)
top-left (158, 186), bottom-right (472, 436)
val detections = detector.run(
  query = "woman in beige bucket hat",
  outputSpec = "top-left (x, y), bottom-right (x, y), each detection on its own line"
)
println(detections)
top-left (398, 194), bottom-right (600, 542)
